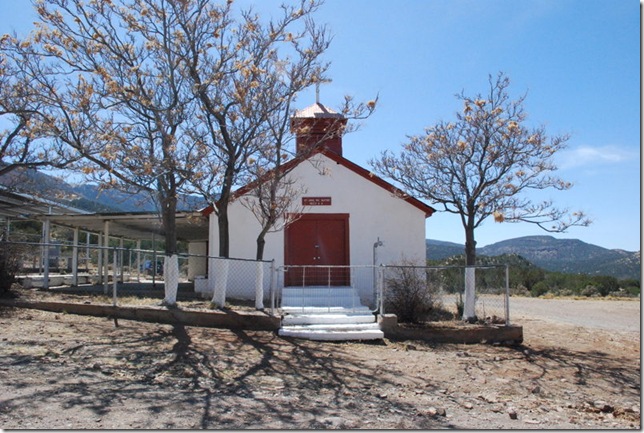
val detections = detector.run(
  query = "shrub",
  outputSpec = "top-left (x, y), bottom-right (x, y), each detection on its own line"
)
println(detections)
top-left (530, 281), bottom-right (549, 297)
top-left (555, 288), bottom-right (574, 297)
top-left (0, 240), bottom-right (22, 294)
top-left (580, 285), bottom-right (600, 297)
top-left (384, 264), bottom-right (441, 323)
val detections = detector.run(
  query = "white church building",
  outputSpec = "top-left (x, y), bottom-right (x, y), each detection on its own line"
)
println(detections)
top-left (191, 101), bottom-right (435, 316)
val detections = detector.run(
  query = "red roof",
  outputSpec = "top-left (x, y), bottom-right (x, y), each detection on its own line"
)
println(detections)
top-left (202, 147), bottom-right (435, 218)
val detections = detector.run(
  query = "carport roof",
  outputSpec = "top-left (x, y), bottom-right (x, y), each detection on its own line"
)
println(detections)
top-left (39, 211), bottom-right (209, 242)
top-left (0, 187), bottom-right (89, 218)
top-left (0, 186), bottom-right (209, 242)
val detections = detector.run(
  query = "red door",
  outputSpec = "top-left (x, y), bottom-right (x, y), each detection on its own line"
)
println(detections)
top-left (285, 214), bottom-right (350, 286)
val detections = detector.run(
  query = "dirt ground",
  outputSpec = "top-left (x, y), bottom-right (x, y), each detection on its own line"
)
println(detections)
top-left (0, 289), bottom-right (640, 430)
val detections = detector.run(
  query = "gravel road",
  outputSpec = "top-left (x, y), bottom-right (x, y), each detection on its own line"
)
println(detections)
top-left (508, 296), bottom-right (640, 333)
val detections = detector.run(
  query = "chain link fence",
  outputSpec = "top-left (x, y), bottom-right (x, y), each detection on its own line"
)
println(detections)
top-left (3, 238), bottom-right (510, 324)
top-left (2, 239), bottom-right (273, 311)
top-left (275, 265), bottom-right (380, 313)
top-left (381, 264), bottom-right (510, 325)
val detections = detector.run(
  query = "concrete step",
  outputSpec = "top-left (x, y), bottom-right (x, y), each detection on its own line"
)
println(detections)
top-left (282, 312), bottom-right (376, 326)
top-left (282, 287), bottom-right (356, 294)
top-left (281, 286), bottom-right (364, 309)
top-left (282, 305), bottom-right (372, 314)
top-left (278, 323), bottom-right (384, 341)
top-left (281, 299), bottom-right (364, 309)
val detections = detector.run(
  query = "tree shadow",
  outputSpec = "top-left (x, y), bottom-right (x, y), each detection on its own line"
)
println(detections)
top-left (508, 342), bottom-right (640, 395)
top-left (0, 308), bottom-right (467, 429)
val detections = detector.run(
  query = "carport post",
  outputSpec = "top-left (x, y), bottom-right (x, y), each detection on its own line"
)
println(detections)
top-left (103, 221), bottom-right (110, 295)
top-left (136, 240), bottom-right (141, 282)
top-left (85, 232), bottom-right (90, 272)
top-left (97, 231), bottom-right (103, 285)
top-left (71, 227), bottom-right (79, 286)
top-left (118, 238), bottom-right (124, 283)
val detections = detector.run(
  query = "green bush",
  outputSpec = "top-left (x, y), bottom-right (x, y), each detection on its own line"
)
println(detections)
top-left (530, 281), bottom-right (549, 297)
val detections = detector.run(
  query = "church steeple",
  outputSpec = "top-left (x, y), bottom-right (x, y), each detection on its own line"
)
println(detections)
top-left (290, 102), bottom-right (348, 157)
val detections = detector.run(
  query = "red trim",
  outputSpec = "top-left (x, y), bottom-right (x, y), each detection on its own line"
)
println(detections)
top-left (201, 147), bottom-right (435, 218)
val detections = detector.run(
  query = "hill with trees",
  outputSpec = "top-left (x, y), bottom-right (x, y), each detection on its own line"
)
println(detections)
top-left (427, 236), bottom-right (640, 281)
top-left (427, 252), bottom-right (640, 298)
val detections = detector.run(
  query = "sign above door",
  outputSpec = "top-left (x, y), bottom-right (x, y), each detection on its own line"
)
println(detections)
top-left (302, 196), bottom-right (332, 206)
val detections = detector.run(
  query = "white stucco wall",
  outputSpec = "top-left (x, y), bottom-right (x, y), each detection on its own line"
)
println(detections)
top-left (208, 153), bottom-right (428, 268)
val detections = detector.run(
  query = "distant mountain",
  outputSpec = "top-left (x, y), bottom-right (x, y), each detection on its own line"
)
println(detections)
top-left (426, 239), bottom-right (465, 260)
top-left (0, 168), bottom-right (207, 213)
top-left (427, 235), bottom-right (641, 280)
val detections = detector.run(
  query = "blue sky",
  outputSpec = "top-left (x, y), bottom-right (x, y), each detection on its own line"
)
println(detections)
top-left (1, 0), bottom-right (640, 251)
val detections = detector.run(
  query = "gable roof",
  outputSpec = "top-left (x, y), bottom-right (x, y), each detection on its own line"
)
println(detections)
top-left (202, 147), bottom-right (435, 218)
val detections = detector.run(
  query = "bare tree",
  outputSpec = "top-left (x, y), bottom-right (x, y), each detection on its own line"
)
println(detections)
top-left (0, 45), bottom-right (74, 179)
top-left (175, 0), bottom-right (332, 258)
top-left (2, 0), bottom-right (340, 300)
top-left (1, 0), bottom-right (209, 304)
top-left (371, 73), bottom-right (590, 266)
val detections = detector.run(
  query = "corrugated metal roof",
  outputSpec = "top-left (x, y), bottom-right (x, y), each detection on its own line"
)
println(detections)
top-left (37, 211), bottom-right (209, 241)
top-left (0, 186), bottom-right (208, 241)
top-left (0, 186), bottom-right (90, 218)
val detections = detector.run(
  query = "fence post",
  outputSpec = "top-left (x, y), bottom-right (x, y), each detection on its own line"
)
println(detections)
top-left (71, 228), bottom-right (79, 287)
top-left (255, 261), bottom-right (264, 310)
top-left (42, 217), bottom-right (50, 290)
top-left (270, 260), bottom-right (276, 315)
top-left (378, 265), bottom-right (385, 314)
top-left (505, 264), bottom-right (510, 326)
top-left (463, 266), bottom-right (477, 322)
top-left (112, 247), bottom-right (118, 306)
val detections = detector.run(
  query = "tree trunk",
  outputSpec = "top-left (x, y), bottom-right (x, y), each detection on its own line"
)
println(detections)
top-left (256, 237), bottom-right (265, 261)
top-left (217, 160), bottom-right (236, 258)
top-left (217, 208), bottom-right (230, 258)
top-left (160, 193), bottom-right (179, 305)
top-left (464, 224), bottom-right (477, 266)
top-left (255, 225), bottom-right (271, 261)
top-left (160, 195), bottom-right (178, 255)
